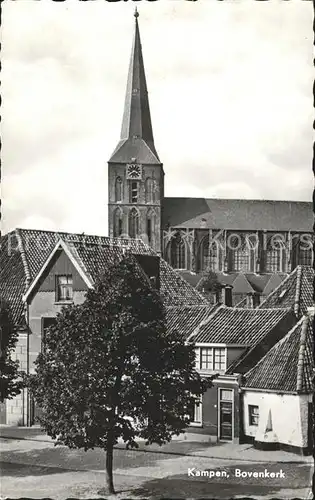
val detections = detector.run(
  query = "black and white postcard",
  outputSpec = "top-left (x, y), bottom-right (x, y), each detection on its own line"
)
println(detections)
top-left (1, 1), bottom-right (313, 499)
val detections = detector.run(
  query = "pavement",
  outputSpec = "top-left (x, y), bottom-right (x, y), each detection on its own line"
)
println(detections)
top-left (1, 435), bottom-right (313, 499)
top-left (0, 424), bottom-right (313, 464)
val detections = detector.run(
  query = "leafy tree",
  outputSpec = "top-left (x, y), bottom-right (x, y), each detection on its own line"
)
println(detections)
top-left (30, 254), bottom-right (212, 494)
top-left (0, 298), bottom-right (23, 402)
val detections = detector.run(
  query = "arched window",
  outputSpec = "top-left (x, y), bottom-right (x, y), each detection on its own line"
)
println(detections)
top-left (115, 177), bottom-right (122, 202)
top-left (169, 233), bottom-right (187, 270)
top-left (296, 239), bottom-right (313, 267)
top-left (229, 235), bottom-right (250, 272)
top-left (145, 178), bottom-right (154, 204)
top-left (113, 208), bottom-right (123, 237)
top-left (128, 208), bottom-right (139, 238)
top-left (146, 209), bottom-right (154, 245)
top-left (265, 235), bottom-right (284, 272)
top-left (199, 236), bottom-right (218, 271)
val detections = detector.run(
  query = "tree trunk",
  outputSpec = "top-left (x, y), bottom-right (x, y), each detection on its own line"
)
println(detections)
top-left (105, 443), bottom-right (115, 494)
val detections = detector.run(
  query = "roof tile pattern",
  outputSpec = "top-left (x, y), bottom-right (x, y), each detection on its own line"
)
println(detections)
top-left (166, 305), bottom-right (218, 339)
top-left (159, 260), bottom-right (208, 307)
top-left (1, 229), bottom-right (207, 325)
top-left (189, 306), bottom-right (292, 346)
top-left (162, 198), bottom-right (313, 231)
top-left (258, 265), bottom-right (314, 317)
top-left (243, 315), bottom-right (314, 393)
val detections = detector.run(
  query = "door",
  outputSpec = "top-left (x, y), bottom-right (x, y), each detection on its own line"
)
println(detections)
top-left (219, 389), bottom-right (233, 440)
top-left (0, 401), bottom-right (6, 424)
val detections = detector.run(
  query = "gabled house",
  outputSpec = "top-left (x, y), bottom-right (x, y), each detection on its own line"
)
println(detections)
top-left (185, 306), bottom-right (297, 442)
top-left (240, 314), bottom-right (314, 455)
top-left (258, 265), bottom-right (314, 318)
top-left (0, 228), bottom-right (208, 426)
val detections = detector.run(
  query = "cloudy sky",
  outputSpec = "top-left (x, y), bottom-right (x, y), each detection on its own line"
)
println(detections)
top-left (2, 0), bottom-right (313, 235)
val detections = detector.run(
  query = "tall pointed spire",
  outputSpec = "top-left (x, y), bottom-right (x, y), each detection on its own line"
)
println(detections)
top-left (109, 10), bottom-right (160, 164)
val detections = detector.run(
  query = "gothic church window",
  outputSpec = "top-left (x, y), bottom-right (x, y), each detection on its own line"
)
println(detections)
top-left (145, 178), bottom-right (155, 204)
top-left (295, 238), bottom-right (313, 267)
top-left (128, 208), bottom-right (139, 238)
top-left (169, 233), bottom-right (187, 270)
top-left (230, 235), bottom-right (250, 272)
top-left (113, 208), bottom-right (123, 237)
top-left (115, 177), bottom-right (123, 202)
top-left (130, 181), bottom-right (138, 203)
top-left (265, 236), bottom-right (284, 272)
top-left (199, 236), bottom-right (218, 271)
top-left (146, 209), bottom-right (154, 245)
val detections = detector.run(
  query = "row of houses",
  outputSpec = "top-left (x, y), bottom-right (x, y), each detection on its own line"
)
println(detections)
top-left (0, 228), bottom-right (314, 454)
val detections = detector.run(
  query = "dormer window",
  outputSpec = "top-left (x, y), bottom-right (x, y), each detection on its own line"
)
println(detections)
top-left (56, 275), bottom-right (73, 302)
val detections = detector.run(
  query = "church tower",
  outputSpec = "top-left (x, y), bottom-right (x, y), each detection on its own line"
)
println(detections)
top-left (108, 9), bottom-right (164, 254)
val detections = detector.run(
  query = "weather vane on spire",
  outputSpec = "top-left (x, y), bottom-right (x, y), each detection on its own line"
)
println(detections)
top-left (134, 6), bottom-right (139, 19)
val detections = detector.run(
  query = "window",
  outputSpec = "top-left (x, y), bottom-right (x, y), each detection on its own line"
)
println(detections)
top-left (169, 234), bottom-right (186, 269)
top-left (199, 237), bottom-right (218, 271)
top-left (130, 181), bottom-right (138, 203)
top-left (41, 317), bottom-right (57, 353)
top-left (189, 395), bottom-right (202, 425)
top-left (230, 235), bottom-right (250, 272)
top-left (214, 348), bottom-right (226, 370)
top-left (115, 177), bottom-right (123, 202)
top-left (147, 209), bottom-right (154, 245)
top-left (145, 178), bottom-right (154, 204)
top-left (265, 236), bottom-right (284, 272)
top-left (296, 241), bottom-right (313, 266)
top-left (248, 405), bottom-right (259, 426)
top-left (113, 208), bottom-right (123, 237)
top-left (201, 348), bottom-right (213, 370)
top-left (197, 347), bottom-right (226, 372)
top-left (128, 208), bottom-right (139, 238)
top-left (56, 275), bottom-right (73, 302)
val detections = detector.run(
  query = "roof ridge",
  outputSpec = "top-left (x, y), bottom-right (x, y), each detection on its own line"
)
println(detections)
top-left (259, 267), bottom-right (297, 308)
top-left (241, 316), bottom-right (304, 383)
top-left (186, 304), bottom-right (223, 343)
top-left (296, 315), bottom-right (309, 392)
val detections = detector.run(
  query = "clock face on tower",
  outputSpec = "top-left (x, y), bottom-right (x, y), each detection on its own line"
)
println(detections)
top-left (126, 163), bottom-right (142, 180)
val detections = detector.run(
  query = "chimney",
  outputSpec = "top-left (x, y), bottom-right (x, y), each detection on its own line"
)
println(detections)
top-left (246, 292), bottom-right (260, 309)
top-left (221, 285), bottom-right (233, 307)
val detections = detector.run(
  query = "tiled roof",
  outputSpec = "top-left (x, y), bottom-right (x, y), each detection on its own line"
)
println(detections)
top-left (1, 228), bottom-right (207, 325)
top-left (242, 315), bottom-right (314, 393)
top-left (188, 305), bottom-right (293, 346)
top-left (159, 260), bottom-right (208, 307)
top-left (258, 265), bottom-right (314, 317)
top-left (0, 232), bottom-right (27, 324)
top-left (162, 198), bottom-right (312, 232)
top-left (189, 271), bottom-right (287, 296)
top-left (166, 305), bottom-right (218, 340)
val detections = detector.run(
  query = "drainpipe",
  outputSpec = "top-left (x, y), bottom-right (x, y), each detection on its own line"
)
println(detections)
top-left (25, 303), bottom-right (30, 427)
top-left (237, 374), bottom-right (245, 444)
